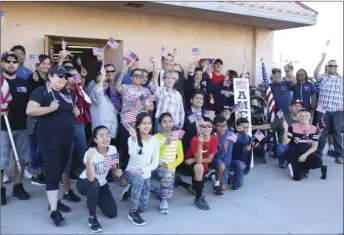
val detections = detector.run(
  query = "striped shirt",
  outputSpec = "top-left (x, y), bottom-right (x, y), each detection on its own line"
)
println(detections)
top-left (317, 74), bottom-right (343, 112)
top-left (151, 86), bottom-right (185, 128)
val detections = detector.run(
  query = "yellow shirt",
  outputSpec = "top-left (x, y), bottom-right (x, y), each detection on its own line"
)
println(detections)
top-left (154, 133), bottom-right (184, 171)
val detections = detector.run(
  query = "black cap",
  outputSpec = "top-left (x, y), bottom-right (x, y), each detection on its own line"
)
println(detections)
top-left (214, 58), bottom-right (223, 65)
top-left (290, 99), bottom-right (304, 107)
top-left (10, 45), bottom-right (26, 55)
top-left (1, 52), bottom-right (19, 62)
top-left (48, 66), bottom-right (68, 77)
top-left (272, 68), bottom-right (282, 74)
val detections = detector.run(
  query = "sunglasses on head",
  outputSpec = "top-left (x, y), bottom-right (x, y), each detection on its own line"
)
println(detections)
top-left (133, 74), bottom-right (143, 79)
top-left (4, 59), bottom-right (19, 64)
top-left (328, 65), bottom-right (338, 68)
top-left (106, 70), bottom-right (116, 74)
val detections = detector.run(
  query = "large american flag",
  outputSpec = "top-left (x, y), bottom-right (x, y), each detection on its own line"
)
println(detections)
top-left (1, 76), bottom-right (12, 112)
top-left (104, 153), bottom-right (119, 168)
top-left (192, 48), bottom-right (201, 56)
top-left (262, 61), bottom-right (276, 121)
top-left (123, 50), bottom-right (137, 64)
top-left (107, 37), bottom-right (119, 50)
top-left (120, 110), bottom-right (137, 124)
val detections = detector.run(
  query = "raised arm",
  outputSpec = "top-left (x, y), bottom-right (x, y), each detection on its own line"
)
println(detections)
top-left (115, 60), bottom-right (129, 93)
top-left (149, 56), bottom-right (159, 86)
top-left (314, 53), bottom-right (326, 80)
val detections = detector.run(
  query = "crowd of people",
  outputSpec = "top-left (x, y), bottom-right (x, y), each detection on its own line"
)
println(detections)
top-left (0, 44), bottom-right (343, 232)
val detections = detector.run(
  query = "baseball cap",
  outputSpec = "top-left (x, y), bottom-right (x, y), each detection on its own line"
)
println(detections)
top-left (272, 68), bottom-right (282, 74)
top-left (48, 66), bottom-right (68, 77)
top-left (290, 99), bottom-right (304, 107)
top-left (214, 58), bottom-right (223, 65)
top-left (1, 52), bottom-right (19, 62)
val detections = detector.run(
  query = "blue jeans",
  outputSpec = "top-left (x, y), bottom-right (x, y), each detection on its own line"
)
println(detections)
top-left (317, 111), bottom-right (344, 158)
top-left (230, 160), bottom-right (245, 188)
top-left (64, 123), bottom-right (88, 174)
top-left (30, 134), bottom-right (42, 174)
top-left (276, 144), bottom-right (289, 164)
top-left (155, 118), bottom-right (162, 134)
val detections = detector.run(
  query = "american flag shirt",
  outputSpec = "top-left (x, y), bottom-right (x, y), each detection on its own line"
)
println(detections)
top-left (151, 86), bottom-right (185, 128)
top-left (119, 84), bottom-right (151, 114)
top-left (317, 74), bottom-right (343, 112)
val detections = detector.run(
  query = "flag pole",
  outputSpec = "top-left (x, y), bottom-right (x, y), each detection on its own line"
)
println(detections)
top-left (4, 115), bottom-right (21, 172)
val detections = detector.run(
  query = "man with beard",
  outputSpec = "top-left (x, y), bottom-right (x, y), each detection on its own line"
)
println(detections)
top-left (1, 52), bottom-right (31, 205)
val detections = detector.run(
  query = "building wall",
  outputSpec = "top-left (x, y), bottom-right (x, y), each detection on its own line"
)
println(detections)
top-left (1, 2), bottom-right (273, 83)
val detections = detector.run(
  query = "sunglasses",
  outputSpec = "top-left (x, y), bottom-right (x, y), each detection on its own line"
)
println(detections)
top-left (328, 65), bottom-right (338, 68)
top-left (57, 75), bottom-right (67, 79)
top-left (133, 74), bottom-right (143, 79)
top-left (106, 70), bottom-right (116, 74)
top-left (199, 125), bottom-right (212, 129)
top-left (4, 59), bottom-right (19, 64)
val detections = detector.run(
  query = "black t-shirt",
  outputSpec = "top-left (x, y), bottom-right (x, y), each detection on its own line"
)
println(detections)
top-left (29, 86), bottom-right (75, 137)
top-left (1, 76), bottom-right (31, 131)
top-left (286, 123), bottom-right (320, 159)
top-left (27, 72), bottom-right (47, 92)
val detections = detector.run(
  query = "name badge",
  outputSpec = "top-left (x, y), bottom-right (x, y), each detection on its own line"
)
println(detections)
top-left (16, 87), bottom-right (27, 93)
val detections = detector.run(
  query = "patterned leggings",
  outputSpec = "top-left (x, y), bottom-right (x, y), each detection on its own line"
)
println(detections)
top-left (125, 172), bottom-right (151, 211)
top-left (152, 167), bottom-right (175, 201)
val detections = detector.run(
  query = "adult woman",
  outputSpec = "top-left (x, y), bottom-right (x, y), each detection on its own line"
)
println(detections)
top-left (77, 125), bottom-right (121, 233)
top-left (115, 62), bottom-right (153, 186)
top-left (282, 109), bottom-right (325, 181)
top-left (152, 113), bottom-right (183, 214)
top-left (90, 71), bottom-right (118, 142)
top-left (26, 66), bottom-right (80, 226)
top-left (120, 112), bottom-right (159, 226)
top-left (26, 54), bottom-right (52, 185)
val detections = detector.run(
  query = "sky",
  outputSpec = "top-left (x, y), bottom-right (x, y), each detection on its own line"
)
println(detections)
top-left (273, 1), bottom-right (343, 75)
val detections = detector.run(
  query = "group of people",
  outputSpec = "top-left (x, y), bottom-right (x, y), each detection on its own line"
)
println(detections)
top-left (0, 44), bottom-right (342, 232)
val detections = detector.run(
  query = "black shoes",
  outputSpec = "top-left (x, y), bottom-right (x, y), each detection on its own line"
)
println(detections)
top-left (48, 200), bottom-right (71, 213)
top-left (50, 210), bottom-right (65, 227)
top-left (321, 165), bottom-right (327, 180)
top-left (121, 184), bottom-right (132, 201)
top-left (12, 183), bottom-right (30, 200)
top-left (213, 185), bottom-right (224, 197)
top-left (31, 173), bottom-right (46, 186)
top-left (194, 196), bottom-right (210, 210)
top-left (63, 189), bottom-right (81, 203)
top-left (88, 215), bottom-right (103, 232)
top-left (1, 187), bottom-right (6, 206)
top-left (128, 209), bottom-right (146, 226)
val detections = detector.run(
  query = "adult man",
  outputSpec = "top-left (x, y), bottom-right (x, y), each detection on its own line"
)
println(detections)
top-left (10, 45), bottom-right (32, 80)
top-left (149, 53), bottom-right (174, 87)
top-left (314, 53), bottom-right (344, 164)
top-left (1, 52), bottom-right (31, 205)
top-left (114, 58), bottom-right (139, 85)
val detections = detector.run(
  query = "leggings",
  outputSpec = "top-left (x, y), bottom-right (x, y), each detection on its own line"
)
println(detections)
top-left (76, 178), bottom-right (117, 218)
top-left (39, 133), bottom-right (73, 191)
top-left (288, 152), bottom-right (323, 181)
top-left (119, 123), bottom-right (130, 171)
top-left (152, 167), bottom-right (175, 201)
top-left (125, 171), bottom-right (150, 211)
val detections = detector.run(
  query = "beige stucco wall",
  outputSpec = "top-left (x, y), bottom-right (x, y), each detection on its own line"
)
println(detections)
top-left (1, 2), bottom-right (273, 83)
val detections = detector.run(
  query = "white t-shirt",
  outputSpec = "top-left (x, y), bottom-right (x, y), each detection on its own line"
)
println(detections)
top-left (79, 145), bottom-right (118, 186)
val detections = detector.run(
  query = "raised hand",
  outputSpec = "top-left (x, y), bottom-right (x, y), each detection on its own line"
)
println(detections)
top-left (32, 71), bottom-right (39, 82)
top-left (188, 64), bottom-right (195, 74)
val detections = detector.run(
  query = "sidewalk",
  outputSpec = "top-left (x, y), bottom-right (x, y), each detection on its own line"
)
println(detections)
top-left (1, 155), bottom-right (343, 234)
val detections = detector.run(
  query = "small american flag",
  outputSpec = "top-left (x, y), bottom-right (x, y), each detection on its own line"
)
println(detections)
top-left (134, 98), bottom-right (143, 110)
top-left (107, 37), bottom-right (119, 50)
top-left (192, 48), bottom-right (201, 56)
top-left (188, 114), bottom-right (196, 123)
top-left (262, 61), bottom-right (276, 122)
top-left (123, 50), bottom-right (137, 65)
top-left (104, 153), bottom-right (119, 168)
top-left (226, 132), bottom-right (238, 143)
top-left (230, 103), bottom-right (245, 111)
top-left (171, 129), bottom-right (185, 139)
top-left (76, 56), bottom-right (82, 66)
top-left (161, 47), bottom-right (169, 57)
top-left (62, 39), bottom-right (67, 50)
top-left (276, 110), bottom-right (284, 119)
top-left (1, 11), bottom-right (6, 25)
top-left (29, 55), bottom-right (39, 63)
top-left (316, 105), bottom-right (326, 114)
top-left (204, 110), bottom-right (215, 120)
top-left (121, 110), bottom-right (137, 124)
top-left (254, 130), bottom-right (265, 142)
top-left (93, 47), bottom-right (103, 56)
top-left (1, 76), bottom-right (12, 112)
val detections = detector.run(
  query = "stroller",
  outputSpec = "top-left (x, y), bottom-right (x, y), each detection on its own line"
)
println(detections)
top-left (250, 91), bottom-right (276, 163)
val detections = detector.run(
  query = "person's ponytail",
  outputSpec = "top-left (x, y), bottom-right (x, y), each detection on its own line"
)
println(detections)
top-left (136, 126), bottom-right (143, 155)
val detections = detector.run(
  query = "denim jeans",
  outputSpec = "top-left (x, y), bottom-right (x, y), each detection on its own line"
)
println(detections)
top-left (276, 144), bottom-right (289, 164)
top-left (155, 118), bottom-right (162, 134)
top-left (317, 111), bottom-right (344, 158)
top-left (64, 123), bottom-right (88, 174)
top-left (30, 134), bottom-right (42, 174)
top-left (230, 160), bottom-right (245, 188)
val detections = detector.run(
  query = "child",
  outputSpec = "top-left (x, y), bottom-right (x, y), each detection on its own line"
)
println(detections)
top-left (177, 117), bottom-right (218, 210)
top-left (152, 113), bottom-right (184, 214)
top-left (77, 125), bottom-right (121, 233)
top-left (120, 112), bottom-right (160, 226)
top-left (211, 115), bottom-right (235, 195)
top-left (230, 118), bottom-right (252, 191)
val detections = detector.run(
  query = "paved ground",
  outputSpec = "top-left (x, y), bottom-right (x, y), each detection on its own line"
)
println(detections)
top-left (1, 153), bottom-right (343, 234)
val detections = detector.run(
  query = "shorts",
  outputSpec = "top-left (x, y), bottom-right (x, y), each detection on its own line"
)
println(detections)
top-left (210, 159), bottom-right (230, 186)
top-left (1, 130), bottom-right (31, 170)
top-left (177, 162), bottom-right (196, 177)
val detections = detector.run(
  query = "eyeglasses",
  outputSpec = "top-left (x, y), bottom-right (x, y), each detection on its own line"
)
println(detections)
top-left (4, 60), bottom-right (18, 64)
top-left (106, 70), bottom-right (116, 74)
top-left (133, 74), bottom-right (143, 79)
top-left (328, 65), bottom-right (338, 68)
top-left (200, 125), bottom-right (212, 129)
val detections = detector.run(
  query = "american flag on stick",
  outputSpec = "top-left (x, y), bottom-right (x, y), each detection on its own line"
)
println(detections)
top-left (29, 55), bottom-right (39, 63)
top-left (1, 76), bottom-right (12, 112)
top-left (192, 48), bottom-right (201, 56)
top-left (230, 103), bottom-right (245, 112)
top-left (121, 110), bottom-right (138, 124)
top-left (123, 50), bottom-right (137, 65)
top-left (162, 47), bottom-right (169, 57)
top-left (226, 132), bottom-right (238, 143)
top-left (107, 37), bottom-right (119, 50)
top-left (171, 129), bottom-right (185, 140)
top-left (316, 105), bottom-right (326, 114)
top-left (104, 153), bottom-right (119, 168)
top-left (204, 110), bottom-right (215, 120)
top-left (254, 129), bottom-right (265, 142)
top-left (93, 47), bottom-right (103, 56)
top-left (276, 110), bottom-right (284, 119)
top-left (262, 61), bottom-right (276, 122)
top-left (62, 39), bottom-right (67, 50)
top-left (76, 56), bottom-right (82, 66)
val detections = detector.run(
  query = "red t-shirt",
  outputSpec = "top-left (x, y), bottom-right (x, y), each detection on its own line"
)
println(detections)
top-left (211, 72), bottom-right (225, 84)
top-left (185, 135), bottom-right (218, 171)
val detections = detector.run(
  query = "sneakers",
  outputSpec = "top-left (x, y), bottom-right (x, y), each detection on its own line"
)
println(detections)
top-left (213, 185), bottom-right (224, 197)
top-left (12, 183), bottom-right (30, 200)
top-left (88, 215), bottom-right (103, 233)
top-left (204, 169), bottom-right (216, 181)
top-left (50, 210), bottom-right (65, 227)
top-left (48, 200), bottom-right (71, 213)
top-left (230, 185), bottom-right (239, 192)
top-left (128, 209), bottom-right (146, 226)
top-left (327, 149), bottom-right (336, 158)
top-left (24, 168), bottom-right (33, 179)
top-left (31, 173), bottom-right (46, 186)
top-left (120, 175), bottom-right (128, 187)
top-left (194, 196), bottom-right (210, 210)
top-left (121, 184), bottom-right (132, 201)
top-left (1, 187), bottom-right (6, 206)
top-left (3, 171), bottom-right (10, 184)
top-left (335, 157), bottom-right (344, 164)
top-left (279, 161), bottom-right (287, 169)
top-left (63, 190), bottom-right (81, 203)
top-left (159, 200), bottom-right (169, 214)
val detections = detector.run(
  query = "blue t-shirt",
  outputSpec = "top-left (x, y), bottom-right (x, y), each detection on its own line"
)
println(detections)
top-left (270, 81), bottom-right (292, 115)
top-left (16, 66), bottom-right (32, 80)
top-left (292, 82), bottom-right (315, 111)
top-left (115, 71), bottom-right (132, 85)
